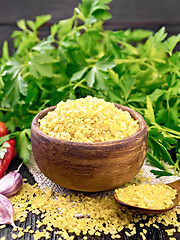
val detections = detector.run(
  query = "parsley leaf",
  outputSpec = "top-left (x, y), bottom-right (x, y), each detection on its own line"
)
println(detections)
top-left (0, 142), bottom-right (9, 159)
top-left (29, 54), bottom-right (54, 78)
top-left (1, 61), bottom-right (27, 107)
top-left (16, 129), bottom-right (32, 164)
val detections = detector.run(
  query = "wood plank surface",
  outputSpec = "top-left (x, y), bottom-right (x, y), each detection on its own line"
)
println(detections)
top-left (0, 0), bottom-right (180, 24)
top-left (0, 0), bottom-right (180, 52)
top-left (0, 157), bottom-right (180, 240)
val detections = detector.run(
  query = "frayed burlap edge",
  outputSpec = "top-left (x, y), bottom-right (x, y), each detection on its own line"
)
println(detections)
top-left (27, 153), bottom-right (179, 197)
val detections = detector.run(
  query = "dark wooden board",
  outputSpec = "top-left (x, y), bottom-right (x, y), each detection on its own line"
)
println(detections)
top-left (0, 0), bottom-right (180, 51)
top-left (0, 157), bottom-right (180, 240)
top-left (0, 0), bottom-right (180, 24)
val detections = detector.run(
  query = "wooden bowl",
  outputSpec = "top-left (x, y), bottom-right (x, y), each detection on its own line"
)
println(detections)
top-left (31, 104), bottom-right (148, 192)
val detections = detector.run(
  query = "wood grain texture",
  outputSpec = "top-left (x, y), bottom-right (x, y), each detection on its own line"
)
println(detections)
top-left (0, 0), bottom-right (179, 24)
top-left (31, 104), bottom-right (148, 192)
top-left (0, 0), bottom-right (180, 51)
top-left (1, 152), bottom-right (180, 240)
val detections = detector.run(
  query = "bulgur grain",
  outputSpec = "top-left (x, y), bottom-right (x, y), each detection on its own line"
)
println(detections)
top-left (0, 225), bottom-right (5, 229)
top-left (17, 231), bottom-right (24, 238)
top-left (8, 172), bottom-right (180, 240)
top-left (153, 223), bottom-right (159, 228)
top-left (39, 96), bottom-right (139, 142)
top-left (115, 183), bottom-right (177, 210)
top-left (140, 232), bottom-right (146, 240)
top-left (12, 233), bottom-right (17, 239)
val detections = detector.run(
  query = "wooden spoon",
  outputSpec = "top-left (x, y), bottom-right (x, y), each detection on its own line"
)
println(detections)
top-left (114, 179), bottom-right (180, 215)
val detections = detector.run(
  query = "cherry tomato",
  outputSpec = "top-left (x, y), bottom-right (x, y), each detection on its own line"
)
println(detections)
top-left (0, 122), bottom-right (8, 137)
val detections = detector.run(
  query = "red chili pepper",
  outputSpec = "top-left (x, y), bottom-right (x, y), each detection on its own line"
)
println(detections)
top-left (12, 148), bottom-right (18, 158)
top-left (6, 138), bottom-right (18, 158)
top-left (7, 139), bottom-right (16, 148)
top-left (0, 142), bottom-right (14, 178)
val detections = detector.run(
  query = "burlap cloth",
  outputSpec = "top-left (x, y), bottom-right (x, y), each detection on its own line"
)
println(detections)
top-left (27, 154), bottom-right (180, 197)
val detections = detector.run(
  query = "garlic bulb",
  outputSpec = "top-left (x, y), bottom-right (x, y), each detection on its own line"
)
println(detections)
top-left (0, 171), bottom-right (23, 198)
top-left (0, 193), bottom-right (16, 227)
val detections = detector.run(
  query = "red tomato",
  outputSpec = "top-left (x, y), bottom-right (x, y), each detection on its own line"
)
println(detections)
top-left (0, 122), bottom-right (8, 137)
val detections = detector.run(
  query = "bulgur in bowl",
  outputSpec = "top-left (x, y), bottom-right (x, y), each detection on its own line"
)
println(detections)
top-left (31, 96), bottom-right (148, 192)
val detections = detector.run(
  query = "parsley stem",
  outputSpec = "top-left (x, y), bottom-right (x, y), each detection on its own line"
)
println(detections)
top-left (22, 72), bottom-right (30, 79)
top-left (0, 108), bottom-right (10, 112)
top-left (78, 84), bottom-right (96, 93)
top-left (155, 124), bottom-right (180, 138)
top-left (115, 58), bottom-right (145, 64)
top-left (115, 58), bottom-right (156, 70)
top-left (86, 59), bottom-right (97, 64)
top-left (73, 78), bottom-right (85, 90)
top-left (28, 110), bottom-right (38, 114)
top-left (175, 160), bottom-right (180, 173)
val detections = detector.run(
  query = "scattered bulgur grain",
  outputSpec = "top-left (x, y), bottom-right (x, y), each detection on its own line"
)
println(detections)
top-left (111, 234), bottom-right (117, 239)
top-left (153, 224), bottom-right (159, 228)
top-left (115, 233), bottom-right (121, 238)
top-left (39, 96), bottom-right (139, 142)
top-left (33, 230), bottom-right (50, 240)
top-left (125, 231), bottom-right (131, 236)
top-left (26, 226), bottom-right (31, 230)
top-left (140, 231), bottom-right (146, 240)
top-left (18, 231), bottom-right (24, 238)
top-left (12, 233), bottom-right (17, 239)
top-left (115, 183), bottom-right (177, 210)
top-left (166, 228), bottom-right (176, 235)
top-left (0, 225), bottom-right (5, 229)
top-left (46, 226), bottom-right (53, 231)
top-left (130, 227), bottom-right (136, 235)
top-left (18, 227), bottom-right (23, 231)
top-left (6, 171), bottom-right (179, 240)
top-left (95, 231), bottom-right (101, 236)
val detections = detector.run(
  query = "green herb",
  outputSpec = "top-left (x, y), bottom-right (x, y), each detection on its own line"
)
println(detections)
top-left (0, 142), bottom-right (10, 159)
top-left (0, 0), bottom-right (180, 177)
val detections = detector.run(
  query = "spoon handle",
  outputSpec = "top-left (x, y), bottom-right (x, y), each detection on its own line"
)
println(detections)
top-left (168, 179), bottom-right (180, 193)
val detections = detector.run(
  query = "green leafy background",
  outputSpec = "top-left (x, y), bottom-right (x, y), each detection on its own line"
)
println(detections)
top-left (0, 0), bottom-right (180, 177)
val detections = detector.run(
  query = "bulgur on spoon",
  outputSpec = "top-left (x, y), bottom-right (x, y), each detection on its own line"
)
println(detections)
top-left (114, 179), bottom-right (180, 215)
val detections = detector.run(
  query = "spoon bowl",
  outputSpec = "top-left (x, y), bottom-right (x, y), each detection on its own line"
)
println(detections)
top-left (114, 179), bottom-right (180, 215)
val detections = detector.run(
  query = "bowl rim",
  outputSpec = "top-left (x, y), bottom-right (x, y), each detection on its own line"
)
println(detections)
top-left (31, 103), bottom-right (148, 147)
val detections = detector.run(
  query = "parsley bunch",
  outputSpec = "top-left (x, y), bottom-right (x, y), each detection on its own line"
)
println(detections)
top-left (0, 0), bottom-right (180, 177)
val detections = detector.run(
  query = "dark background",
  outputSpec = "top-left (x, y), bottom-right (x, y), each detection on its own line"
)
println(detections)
top-left (0, 0), bottom-right (180, 54)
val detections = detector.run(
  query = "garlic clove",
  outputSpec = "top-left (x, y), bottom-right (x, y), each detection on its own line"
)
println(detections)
top-left (0, 171), bottom-right (23, 198)
top-left (0, 193), bottom-right (16, 227)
